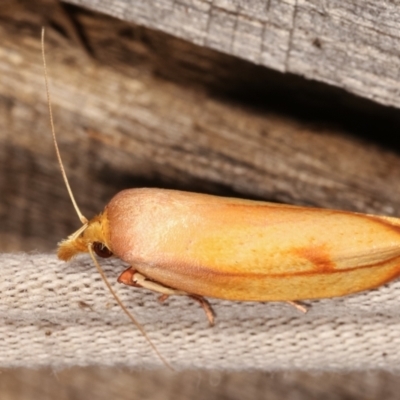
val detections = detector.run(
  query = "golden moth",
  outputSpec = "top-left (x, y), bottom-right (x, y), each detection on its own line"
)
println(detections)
top-left (41, 28), bottom-right (400, 368)
top-left (60, 188), bottom-right (400, 304)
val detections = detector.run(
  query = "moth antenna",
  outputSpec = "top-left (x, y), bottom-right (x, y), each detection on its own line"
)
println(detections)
top-left (41, 27), bottom-right (88, 225)
top-left (88, 246), bottom-right (173, 370)
top-left (42, 27), bottom-right (171, 369)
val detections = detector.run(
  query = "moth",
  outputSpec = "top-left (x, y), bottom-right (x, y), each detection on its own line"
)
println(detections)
top-left (41, 29), bottom-right (400, 368)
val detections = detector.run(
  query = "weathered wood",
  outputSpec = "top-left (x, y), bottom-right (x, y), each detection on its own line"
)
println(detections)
top-left (63, 0), bottom-right (400, 109)
top-left (2, 0), bottom-right (400, 253)
top-left (1, 368), bottom-right (399, 400)
top-left (1, 0), bottom-right (400, 391)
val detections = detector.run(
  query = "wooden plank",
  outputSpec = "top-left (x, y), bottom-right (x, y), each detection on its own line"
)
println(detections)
top-left (64, 0), bottom-right (400, 108)
top-left (2, 0), bottom-right (400, 378)
top-left (2, 0), bottom-right (400, 252)
top-left (1, 368), bottom-right (399, 400)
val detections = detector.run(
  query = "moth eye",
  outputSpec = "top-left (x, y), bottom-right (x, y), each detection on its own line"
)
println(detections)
top-left (93, 242), bottom-right (113, 258)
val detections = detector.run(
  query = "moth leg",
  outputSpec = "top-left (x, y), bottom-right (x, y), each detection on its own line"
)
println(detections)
top-left (118, 267), bottom-right (215, 325)
top-left (188, 295), bottom-right (215, 326)
top-left (132, 271), bottom-right (188, 296)
top-left (157, 293), bottom-right (214, 326)
top-left (157, 294), bottom-right (169, 303)
top-left (286, 301), bottom-right (308, 313)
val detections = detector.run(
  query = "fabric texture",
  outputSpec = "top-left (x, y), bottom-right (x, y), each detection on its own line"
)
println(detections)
top-left (1, 253), bottom-right (399, 370)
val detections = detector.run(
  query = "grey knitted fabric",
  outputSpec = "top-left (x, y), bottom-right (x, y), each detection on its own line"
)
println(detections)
top-left (1, 253), bottom-right (399, 370)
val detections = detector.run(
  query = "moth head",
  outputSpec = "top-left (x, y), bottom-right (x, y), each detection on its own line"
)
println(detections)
top-left (57, 212), bottom-right (112, 260)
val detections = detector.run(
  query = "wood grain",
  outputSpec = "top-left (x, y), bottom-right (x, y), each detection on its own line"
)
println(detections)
top-left (1, 0), bottom-right (400, 397)
top-left (63, 0), bottom-right (400, 108)
top-left (2, 0), bottom-right (400, 253)
top-left (0, 368), bottom-right (399, 400)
